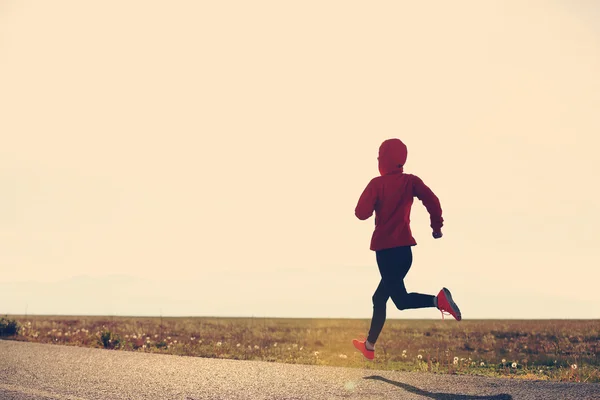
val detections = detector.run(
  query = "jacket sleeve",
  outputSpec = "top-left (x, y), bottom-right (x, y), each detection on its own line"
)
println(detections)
top-left (355, 178), bottom-right (378, 220)
top-left (413, 176), bottom-right (444, 231)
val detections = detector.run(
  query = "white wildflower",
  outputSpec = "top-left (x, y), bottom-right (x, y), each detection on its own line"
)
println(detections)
top-left (453, 359), bottom-right (458, 365)
top-left (454, 357), bottom-right (459, 362)
top-left (273, 343), bottom-right (277, 347)
top-left (339, 354), bottom-right (348, 359)
top-left (254, 345), bottom-right (259, 349)
top-left (314, 351), bottom-right (320, 356)
top-left (480, 362), bottom-right (485, 366)
top-left (512, 362), bottom-right (517, 368)
top-left (417, 354), bottom-right (423, 360)
top-left (502, 359), bottom-right (506, 363)
top-left (236, 343), bottom-right (241, 347)
top-left (571, 364), bottom-right (578, 370)
top-left (216, 341), bottom-right (222, 347)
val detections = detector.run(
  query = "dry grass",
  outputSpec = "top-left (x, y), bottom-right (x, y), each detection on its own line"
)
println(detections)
top-left (3, 315), bottom-right (599, 383)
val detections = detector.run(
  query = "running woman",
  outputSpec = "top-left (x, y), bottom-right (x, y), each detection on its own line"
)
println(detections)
top-left (352, 138), bottom-right (462, 360)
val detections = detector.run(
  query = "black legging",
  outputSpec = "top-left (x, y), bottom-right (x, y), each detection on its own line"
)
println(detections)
top-left (367, 246), bottom-right (435, 344)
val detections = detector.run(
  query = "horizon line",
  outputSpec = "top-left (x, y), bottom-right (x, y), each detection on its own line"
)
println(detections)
top-left (3, 314), bottom-right (599, 321)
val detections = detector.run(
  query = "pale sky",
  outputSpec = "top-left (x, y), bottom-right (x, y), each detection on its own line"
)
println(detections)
top-left (1, 1), bottom-right (599, 319)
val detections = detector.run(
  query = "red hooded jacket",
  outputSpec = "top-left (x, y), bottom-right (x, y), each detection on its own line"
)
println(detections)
top-left (355, 139), bottom-right (444, 251)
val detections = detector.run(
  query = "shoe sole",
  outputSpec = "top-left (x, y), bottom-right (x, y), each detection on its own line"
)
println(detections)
top-left (442, 288), bottom-right (462, 321)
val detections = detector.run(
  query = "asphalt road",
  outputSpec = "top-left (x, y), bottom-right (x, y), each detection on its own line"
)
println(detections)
top-left (1, 341), bottom-right (598, 400)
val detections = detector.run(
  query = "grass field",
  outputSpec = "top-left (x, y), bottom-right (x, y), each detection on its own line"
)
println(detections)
top-left (2, 316), bottom-right (599, 383)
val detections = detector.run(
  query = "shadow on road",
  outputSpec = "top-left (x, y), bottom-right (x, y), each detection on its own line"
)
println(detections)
top-left (364, 376), bottom-right (513, 400)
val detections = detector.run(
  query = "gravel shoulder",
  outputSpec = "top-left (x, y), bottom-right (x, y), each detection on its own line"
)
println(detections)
top-left (1, 340), bottom-right (598, 400)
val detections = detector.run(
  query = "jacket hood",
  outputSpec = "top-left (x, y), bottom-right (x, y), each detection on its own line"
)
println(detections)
top-left (378, 138), bottom-right (407, 176)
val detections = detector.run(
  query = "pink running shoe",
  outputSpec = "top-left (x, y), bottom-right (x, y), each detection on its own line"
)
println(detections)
top-left (352, 339), bottom-right (375, 360)
top-left (436, 287), bottom-right (462, 321)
